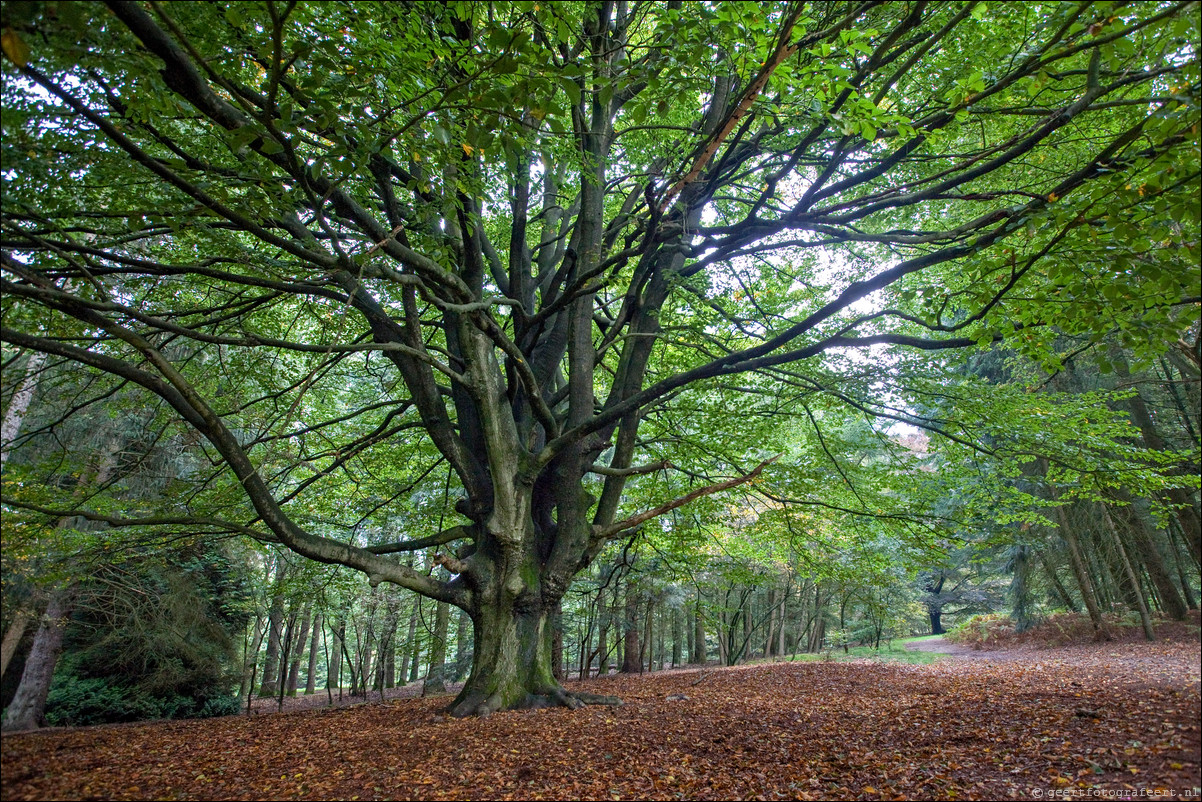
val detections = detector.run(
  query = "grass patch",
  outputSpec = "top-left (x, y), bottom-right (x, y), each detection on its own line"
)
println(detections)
top-left (771, 636), bottom-right (949, 665)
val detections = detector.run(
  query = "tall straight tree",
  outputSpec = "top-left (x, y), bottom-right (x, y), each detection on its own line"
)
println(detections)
top-left (1, 1), bottom-right (1198, 715)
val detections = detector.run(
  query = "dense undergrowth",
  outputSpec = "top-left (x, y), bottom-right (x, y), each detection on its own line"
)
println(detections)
top-left (947, 609), bottom-right (1202, 648)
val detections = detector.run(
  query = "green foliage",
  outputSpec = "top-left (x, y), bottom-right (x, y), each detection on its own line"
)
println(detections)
top-left (1, 0), bottom-right (1198, 711)
top-left (44, 666), bottom-right (241, 727)
top-left (42, 544), bottom-right (253, 723)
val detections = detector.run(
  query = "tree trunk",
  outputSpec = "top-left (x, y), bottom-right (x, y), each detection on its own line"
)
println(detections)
top-left (671, 607), bottom-right (683, 668)
top-left (1107, 494), bottom-right (1189, 620)
top-left (0, 351), bottom-right (45, 466)
top-left (453, 609), bottom-right (471, 681)
top-left (399, 600), bottom-right (418, 684)
top-left (1, 590), bottom-right (72, 731)
top-left (1036, 550), bottom-right (1079, 612)
top-left (384, 642), bottom-right (396, 690)
top-left (551, 601), bottom-right (565, 681)
top-left (692, 597), bottom-right (706, 664)
top-left (276, 610), bottom-right (296, 712)
top-left (929, 608), bottom-right (944, 636)
top-left (1053, 503), bottom-right (1107, 637)
top-left (764, 588), bottom-right (777, 658)
top-left (422, 600), bottom-right (450, 696)
top-left (1103, 505), bottom-right (1156, 641)
top-left (305, 612), bottom-right (321, 694)
top-left (642, 598), bottom-right (654, 672)
top-left (0, 606), bottom-right (34, 681)
top-left (1167, 521), bottom-right (1199, 609)
top-left (621, 583), bottom-right (640, 673)
top-left (1112, 346), bottom-right (1202, 566)
top-left (407, 622), bottom-right (421, 684)
top-left (596, 611), bottom-right (609, 676)
top-left (777, 589), bottom-right (788, 657)
top-left (326, 622), bottom-right (339, 691)
top-left (286, 607), bottom-right (311, 696)
top-left (258, 590), bottom-right (285, 697)
top-left (445, 593), bottom-right (621, 718)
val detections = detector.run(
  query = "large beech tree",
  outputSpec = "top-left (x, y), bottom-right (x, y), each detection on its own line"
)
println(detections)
top-left (2, 1), bottom-right (1198, 715)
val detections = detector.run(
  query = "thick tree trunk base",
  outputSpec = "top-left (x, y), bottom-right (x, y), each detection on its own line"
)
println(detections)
top-left (447, 686), bottom-right (622, 718)
top-left (445, 599), bottom-right (624, 718)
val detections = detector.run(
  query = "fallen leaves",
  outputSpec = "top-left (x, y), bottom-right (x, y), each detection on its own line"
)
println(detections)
top-left (1, 637), bottom-right (1199, 801)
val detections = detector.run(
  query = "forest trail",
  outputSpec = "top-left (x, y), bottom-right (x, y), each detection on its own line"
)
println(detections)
top-left (3, 638), bottom-right (1197, 801)
top-left (903, 636), bottom-right (1011, 658)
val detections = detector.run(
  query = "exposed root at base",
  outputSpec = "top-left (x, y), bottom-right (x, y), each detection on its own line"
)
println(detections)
top-left (447, 688), bottom-right (622, 718)
top-left (521, 688), bottom-right (624, 710)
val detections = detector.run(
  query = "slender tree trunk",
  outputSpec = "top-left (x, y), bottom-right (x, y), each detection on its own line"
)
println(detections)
top-left (1167, 521), bottom-right (1199, 609)
top-left (1054, 504), bottom-right (1107, 637)
top-left (686, 601), bottom-right (696, 663)
top-left (286, 607), bottom-right (311, 696)
top-left (276, 610), bottom-right (296, 712)
top-left (258, 588), bottom-right (285, 697)
top-left (642, 597), bottom-right (654, 672)
top-left (596, 610), bottom-right (609, 676)
top-left (1103, 505), bottom-right (1156, 640)
top-left (671, 607), bottom-right (683, 668)
top-left (407, 623), bottom-right (422, 684)
top-left (742, 592), bottom-right (752, 658)
top-left (384, 642), bottom-right (396, 690)
top-left (1037, 550), bottom-right (1080, 612)
top-left (375, 629), bottom-right (389, 695)
top-left (422, 600), bottom-right (450, 696)
top-left (327, 619), bottom-right (342, 691)
top-left (764, 588), bottom-right (777, 657)
top-left (1, 590), bottom-right (72, 731)
top-left (621, 582), bottom-right (640, 673)
top-left (338, 621), bottom-right (359, 696)
top-left (692, 596), bottom-right (706, 664)
top-left (240, 615), bottom-right (266, 704)
top-left (305, 612), bottom-right (321, 694)
top-left (0, 351), bottom-right (45, 466)
top-left (359, 616), bottom-right (376, 696)
top-left (0, 606), bottom-right (34, 681)
top-left (1112, 346), bottom-right (1202, 566)
top-left (1106, 494), bottom-right (1188, 619)
top-left (399, 600), bottom-right (418, 684)
top-left (777, 588), bottom-right (788, 657)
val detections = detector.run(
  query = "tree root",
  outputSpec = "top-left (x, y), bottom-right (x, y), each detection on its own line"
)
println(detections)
top-left (517, 689), bottom-right (624, 710)
top-left (449, 687), bottom-right (622, 717)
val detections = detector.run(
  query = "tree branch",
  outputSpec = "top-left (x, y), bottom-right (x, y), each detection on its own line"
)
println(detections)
top-left (595, 455), bottom-right (781, 540)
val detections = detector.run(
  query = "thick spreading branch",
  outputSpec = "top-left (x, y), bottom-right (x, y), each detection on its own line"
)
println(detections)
top-left (595, 455), bottom-right (781, 540)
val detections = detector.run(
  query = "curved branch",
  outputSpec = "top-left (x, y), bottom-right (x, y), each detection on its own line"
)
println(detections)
top-left (595, 455), bottom-right (781, 540)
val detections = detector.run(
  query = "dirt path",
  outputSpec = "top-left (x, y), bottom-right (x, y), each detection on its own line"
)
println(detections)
top-left (904, 636), bottom-right (1015, 658)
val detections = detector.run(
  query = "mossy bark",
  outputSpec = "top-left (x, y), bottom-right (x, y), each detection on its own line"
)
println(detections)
top-left (446, 567), bottom-right (620, 718)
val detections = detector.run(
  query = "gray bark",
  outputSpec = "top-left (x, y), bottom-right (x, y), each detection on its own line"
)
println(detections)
top-left (305, 612), bottom-right (321, 694)
top-left (1, 591), bottom-right (72, 731)
top-left (0, 351), bottom-right (44, 466)
top-left (422, 600), bottom-right (450, 696)
top-left (0, 606), bottom-right (34, 681)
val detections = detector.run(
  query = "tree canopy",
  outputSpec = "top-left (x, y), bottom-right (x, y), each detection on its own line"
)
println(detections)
top-left (2, 0), bottom-right (1198, 716)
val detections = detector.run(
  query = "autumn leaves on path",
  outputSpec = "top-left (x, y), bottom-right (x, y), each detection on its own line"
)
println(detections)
top-left (2, 639), bottom-right (1198, 801)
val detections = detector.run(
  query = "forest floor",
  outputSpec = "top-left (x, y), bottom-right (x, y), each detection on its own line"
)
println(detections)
top-left (2, 631), bottom-right (1198, 800)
